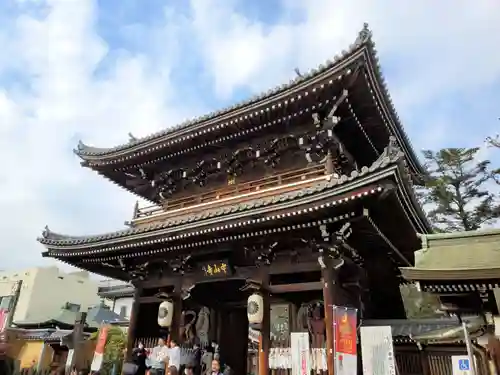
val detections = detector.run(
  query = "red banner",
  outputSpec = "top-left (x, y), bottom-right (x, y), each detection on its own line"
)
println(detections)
top-left (334, 306), bottom-right (357, 355)
top-left (91, 326), bottom-right (109, 372)
top-left (0, 309), bottom-right (8, 332)
top-left (95, 326), bottom-right (109, 355)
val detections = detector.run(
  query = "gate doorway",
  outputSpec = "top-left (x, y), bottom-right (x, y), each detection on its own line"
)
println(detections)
top-left (189, 279), bottom-right (249, 375)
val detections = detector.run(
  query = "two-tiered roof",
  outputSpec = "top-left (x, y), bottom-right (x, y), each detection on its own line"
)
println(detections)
top-left (39, 25), bottom-right (431, 286)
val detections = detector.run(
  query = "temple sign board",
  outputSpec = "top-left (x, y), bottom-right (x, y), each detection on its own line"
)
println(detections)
top-left (201, 261), bottom-right (231, 278)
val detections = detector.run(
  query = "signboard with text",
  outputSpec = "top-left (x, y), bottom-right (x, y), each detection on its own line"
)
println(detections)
top-left (291, 332), bottom-right (310, 375)
top-left (333, 306), bottom-right (358, 375)
top-left (360, 325), bottom-right (396, 375)
top-left (201, 260), bottom-right (232, 277)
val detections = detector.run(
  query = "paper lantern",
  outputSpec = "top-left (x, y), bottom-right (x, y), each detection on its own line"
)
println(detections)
top-left (247, 292), bottom-right (264, 329)
top-left (158, 300), bottom-right (174, 327)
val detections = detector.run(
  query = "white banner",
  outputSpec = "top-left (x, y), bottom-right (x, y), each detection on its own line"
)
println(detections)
top-left (360, 326), bottom-right (396, 375)
top-left (290, 332), bottom-right (310, 375)
top-left (248, 328), bottom-right (260, 343)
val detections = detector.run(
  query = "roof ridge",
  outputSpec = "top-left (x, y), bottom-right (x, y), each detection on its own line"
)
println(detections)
top-left (419, 228), bottom-right (500, 241)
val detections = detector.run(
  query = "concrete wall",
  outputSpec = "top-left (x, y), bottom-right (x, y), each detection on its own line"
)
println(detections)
top-left (0, 266), bottom-right (101, 323)
top-left (112, 297), bottom-right (133, 320)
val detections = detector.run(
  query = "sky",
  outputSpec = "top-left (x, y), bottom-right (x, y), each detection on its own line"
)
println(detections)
top-left (0, 0), bottom-right (499, 271)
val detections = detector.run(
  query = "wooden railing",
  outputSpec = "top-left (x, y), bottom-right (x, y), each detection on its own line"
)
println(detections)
top-left (134, 164), bottom-right (326, 221)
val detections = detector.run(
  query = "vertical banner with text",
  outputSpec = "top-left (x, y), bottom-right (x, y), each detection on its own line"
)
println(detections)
top-left (360, 325), bottom-right (396, 375)
top-left (333, 305), bottom-right (358, 375)
top-left (91, 325), bottom-right (109, 372)
top-left (291, 332), bottom-right (311, 375)
top-left (0, 309), bottom-right (8, 332)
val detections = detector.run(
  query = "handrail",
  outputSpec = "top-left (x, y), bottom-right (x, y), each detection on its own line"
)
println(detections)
top-left (134, 165), bottom-right (325, 219)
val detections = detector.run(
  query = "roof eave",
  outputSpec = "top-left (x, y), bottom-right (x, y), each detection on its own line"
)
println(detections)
top-left (73, 25), bottom-right (374, 163)
top-left (400, 267), bottom-right (500, 281)
top-left (39, 171), bottom-right (398, 253)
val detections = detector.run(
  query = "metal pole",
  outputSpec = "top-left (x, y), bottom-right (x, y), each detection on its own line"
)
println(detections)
top-left (462, 321), bottom-right (477, 375)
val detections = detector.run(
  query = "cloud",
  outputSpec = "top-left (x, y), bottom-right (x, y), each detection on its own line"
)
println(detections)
top-left (0, 0), bottom-right (499, 270)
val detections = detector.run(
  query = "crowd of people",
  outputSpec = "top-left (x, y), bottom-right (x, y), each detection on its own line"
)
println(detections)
top-left (126, 338), bottom-right (223, 375)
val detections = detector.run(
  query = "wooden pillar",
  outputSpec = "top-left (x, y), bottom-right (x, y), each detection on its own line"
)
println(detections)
top-left (71, 311), bottom-right (87, 371)
top-left (258, 290), bottom-right (270, 375)
top-left (169, 282), bottom-right (183, 343)
top-left (209, 307), bottom-right (217, 343)
top-left (420, 346), bottom-right (431, 375)
top-left (126, 287), bottom-right (142, 361)
top-left (321, 262), bottom-right (336, 375)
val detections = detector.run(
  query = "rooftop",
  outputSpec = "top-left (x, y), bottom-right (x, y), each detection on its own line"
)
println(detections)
top-left (40, 139), bottom-right (429, 255)
top-left (74, 24), bottom-right (420, 173)
top-left (400, 229), bottom-right (500, 281)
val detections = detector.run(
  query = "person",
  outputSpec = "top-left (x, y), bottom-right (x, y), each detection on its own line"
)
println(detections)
top-left (132, 342), bottom-right (148, 375)
top-left (149, 338), bottom-right (170, 375)
top-left (210, 360), bottom-right (222, 375)
top-left (168, 338), bottom-right (181, 372)
top-left (184, 365), bottom-right (194, 375)
top-left (167, 365), bottom-right (179, 375)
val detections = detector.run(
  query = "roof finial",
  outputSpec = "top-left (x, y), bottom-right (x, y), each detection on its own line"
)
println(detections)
top-left (42, 225), bottom-right (51, 239)
top-left (128, 133), bottom-right (138, 142)
top-left (383, 136), bottom-right (401, 159)
top-left (132, 200), bottom-right (140, 219)
top-left (294, 68), bottom-right (303, 78)
top-left (355, 22), bottom-right (372, 45)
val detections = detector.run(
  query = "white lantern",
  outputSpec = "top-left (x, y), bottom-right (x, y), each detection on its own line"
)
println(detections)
top-left (247, 292), bottom-right (264, 329)
top-left (158, 300), bottom-right (174, 327)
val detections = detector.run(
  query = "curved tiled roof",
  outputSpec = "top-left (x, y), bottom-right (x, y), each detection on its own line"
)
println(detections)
top-left (73, 24), bottom-right (422, 176)
top-left (75, 25), bottom-right (372, 158)
top-left (39, 140), bottom-right (413, 249)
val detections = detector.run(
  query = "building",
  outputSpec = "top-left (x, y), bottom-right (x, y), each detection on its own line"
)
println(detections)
top-left (6, 304), bottom-right (122, 372)
top-left (0, 266), bottom-right (100, 326)
top-left (37, 24), bottom-right (462, 375)
top-left (401, 229), bottom-right (500, 318)
top-left (398, 229), bottom-right (500, 374)
top-left (400, 229), bottom-right (500, 317)
top-left (98, 279), bottom-right (134, 320)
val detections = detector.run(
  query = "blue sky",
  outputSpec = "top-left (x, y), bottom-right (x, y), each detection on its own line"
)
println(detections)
top-left (0, 0), bottom-right (499, 270)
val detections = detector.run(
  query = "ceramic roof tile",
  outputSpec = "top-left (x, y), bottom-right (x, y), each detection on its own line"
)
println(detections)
top-left (39, 139), bottom-right (411, 248)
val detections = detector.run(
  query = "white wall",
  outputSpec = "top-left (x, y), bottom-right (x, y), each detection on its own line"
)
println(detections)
top-left (0, 266), bottom-right (101, 323)
top-left (111, 297), bottom-right (133, 320)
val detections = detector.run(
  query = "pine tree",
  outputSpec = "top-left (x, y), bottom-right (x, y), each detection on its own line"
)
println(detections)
top-left (419, 147), bottom-right (500, 231)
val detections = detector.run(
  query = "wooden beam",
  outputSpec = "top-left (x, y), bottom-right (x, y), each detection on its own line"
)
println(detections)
top-left (269, 281), bottom-right (322, 293)
top-left (138, 296), bottom-right (162, 304)
top-left (138, 276), bottom-right (179, 289)
top-left (137, 261), bottom-right (320, 290)
top-left (269, 261), bottom-right (320, 274)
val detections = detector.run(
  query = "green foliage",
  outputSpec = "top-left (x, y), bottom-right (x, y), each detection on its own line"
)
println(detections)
top-left (419, 147), bottom-right (500, 231)
top-left (100, 326), bottom-right (127, 375)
